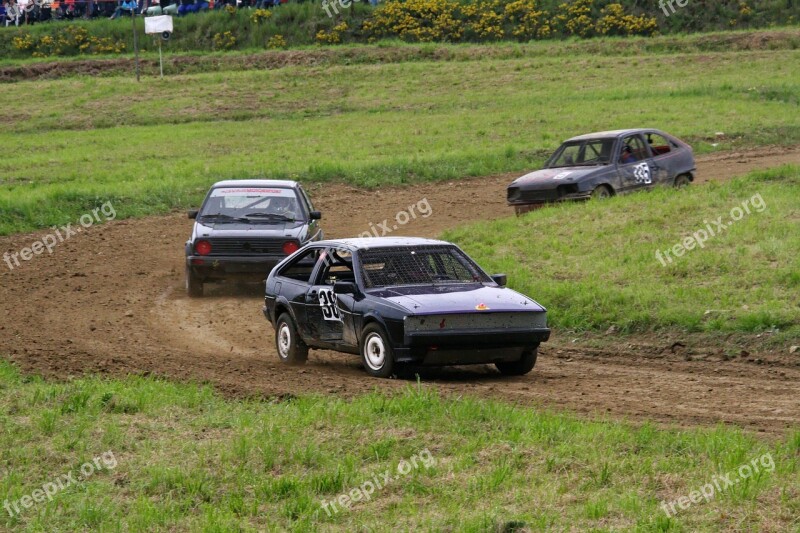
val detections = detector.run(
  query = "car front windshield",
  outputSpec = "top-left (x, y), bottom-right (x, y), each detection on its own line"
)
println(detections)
top-left (199, 187), bottom-right (303, 222)
top-left (358, 246), bottom-right (493, 288)
top-left (546, 138), bottom-right (615, 168)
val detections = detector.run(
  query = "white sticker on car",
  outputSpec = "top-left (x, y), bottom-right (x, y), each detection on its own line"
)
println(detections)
top-left (633, 163), bottom-right (652, 184)
top-left (318, 288), bottom-right (342, 321)
top-left (553, 171), bottom-right (572, 180)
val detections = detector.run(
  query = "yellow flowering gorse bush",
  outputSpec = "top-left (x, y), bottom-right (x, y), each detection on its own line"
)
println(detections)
top-left (11, 26), bottom-right (125, 57)
top-left (360, 0), bottom-right (656, 45)
top-left (267, 34), bottom-right (287, 48)
top-left (213, 31), bottom-right (237, 50)
top-left (363, 0), bottom-right (462, 42)
top-left (595, 3), bottom-right (658, 36)
top-left (250, 8), bottom-right (273, 24)
top-left (316, 21), bottom-right (349, 44)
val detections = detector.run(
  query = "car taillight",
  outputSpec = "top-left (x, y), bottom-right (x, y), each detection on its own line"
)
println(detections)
top-left (195, 240), bottom-right (212, 256)
top-left (282, 241), bottom-right (300, 255)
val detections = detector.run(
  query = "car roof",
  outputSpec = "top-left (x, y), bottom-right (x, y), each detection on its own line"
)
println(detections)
top-left (311, 237), bottom-right (452, 251)
top-left (565, 128), bottom-right (663, 142)
top-left (210, 179), bottom-right (300, 189)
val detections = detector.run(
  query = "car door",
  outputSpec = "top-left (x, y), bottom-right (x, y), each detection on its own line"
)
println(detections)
top-left (274, 246), bottom-right (326, 337)
top-left (645, 131), bottom-right (676, 185)
top-left (304, 248), bottom-right (347, 343)
top-left (616, 134), bottom-right (655, 193)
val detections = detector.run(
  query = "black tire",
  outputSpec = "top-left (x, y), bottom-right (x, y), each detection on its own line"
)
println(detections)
top-left (360, 323), bottom-right (395, 378)
top-left (591, 185), bottom-right (613, 200)
top-left (186, 266), bottom-right (203, 298)
top-left (495, 346), bottom-right (538, 376)
top-left (674, 174), bottom-right (691, 188)
top-left (275, 313), bottom-right (308, 365)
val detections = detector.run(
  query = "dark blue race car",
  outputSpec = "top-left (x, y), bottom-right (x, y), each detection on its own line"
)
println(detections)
top-left (263, 237), bottom-right (550, 378)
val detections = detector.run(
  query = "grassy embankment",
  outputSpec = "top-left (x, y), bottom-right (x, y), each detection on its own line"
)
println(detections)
top-left (0, 0), bottom-right (797, 56)
top-left (1, 34), bottom-right (798, 234)
top-left (447, 166), bottom-right (800, 342)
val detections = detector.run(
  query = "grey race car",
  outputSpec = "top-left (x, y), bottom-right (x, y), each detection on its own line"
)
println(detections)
top-left (263, 238), bottom-right (550, 378)
top-left (185, 180), bottom-right (323, 297)
top-left (507, 129), bottom-right (696, 214)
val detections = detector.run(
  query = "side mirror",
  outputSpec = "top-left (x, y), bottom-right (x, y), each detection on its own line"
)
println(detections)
top-left (309, 211), bottom-right (322, 220)
top-left (188, 210), bottom-right (198, 220)
top-left (333, 281), bottom-right (357, 295)
top-left (491, 274), bottom-right (507, 287)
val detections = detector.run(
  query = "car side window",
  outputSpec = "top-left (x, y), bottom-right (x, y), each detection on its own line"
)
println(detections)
top-left (619, 135), bottom-right (647, 165)
top-left (314, 248), bottom-right (355, 285)
top-left (298, 186), bottom-right (314, 215)
top-left (646, 133), bottom-right (672, 157)
top-left (276, 247), bottom-right (323, 283)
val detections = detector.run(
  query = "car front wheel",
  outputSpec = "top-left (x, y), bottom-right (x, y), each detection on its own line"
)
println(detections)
top-left (275, 313), bottom-right (308, 365)
top-left (674, 174), bottom-right (691, 188)
top-left (186, 266), bottom-right (203, 298)
top-left (360, 323), bottom-right (395, 378)
top-left (496, 346), bottom-right (538, 376)
top-left (591, 185), bottom-right (612, 200)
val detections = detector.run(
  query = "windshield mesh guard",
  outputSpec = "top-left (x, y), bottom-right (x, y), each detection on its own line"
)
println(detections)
top-left (358, 246), bottom-right (491, 288)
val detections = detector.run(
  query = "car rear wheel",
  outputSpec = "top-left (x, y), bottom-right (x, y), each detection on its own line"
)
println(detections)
top-left (674, 174), bottom-right (691, 188)
top-left (591, 185), bottom-right (612, 200)
top-left (360, 323), bottom-right (395, 378)
top-left (495, 346), bottom-right (538, 376)
top-left (275, 313), bottom-right (308, 365)
top-left (186, 266), bottom-right (203, 298)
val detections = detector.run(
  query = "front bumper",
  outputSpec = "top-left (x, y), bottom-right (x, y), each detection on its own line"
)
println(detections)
top-left (508, 192), bottom-right (592, 214)
top-left (186, 254), bottom-right (286, 281)
top-left (395, 327), bottom-right (550, 365)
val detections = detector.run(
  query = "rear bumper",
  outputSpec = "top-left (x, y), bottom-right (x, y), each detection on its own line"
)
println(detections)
top-left (186, 255), bottom-right (285, 281)
top-left (395, 328), bottom-right (550, 365)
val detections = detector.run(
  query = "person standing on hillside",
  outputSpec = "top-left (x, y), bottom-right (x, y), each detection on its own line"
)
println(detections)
top-left (4, 0), bottom-right (21, 25)
top-left (109, 0), bottom-right (136, 19)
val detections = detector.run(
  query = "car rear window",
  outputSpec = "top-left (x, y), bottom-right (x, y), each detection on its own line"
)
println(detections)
top-left (358, 246), bottom-right (491, 288)
top-left (200, 187), bottom-right (303, 222)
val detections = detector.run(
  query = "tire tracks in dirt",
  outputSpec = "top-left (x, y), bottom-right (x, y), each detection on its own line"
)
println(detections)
top-left (1, 146), bottom-right (798, 434)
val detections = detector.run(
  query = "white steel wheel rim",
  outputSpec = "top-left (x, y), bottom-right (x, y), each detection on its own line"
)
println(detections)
top-left (364, 333), bottom-right (386, 371)
top-left (278, 323), bottom-right (292, 359)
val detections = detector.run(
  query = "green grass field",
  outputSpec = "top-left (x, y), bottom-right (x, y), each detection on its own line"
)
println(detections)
top-left (445, 166), bottom-right (800, 340)
top-left (1, 32), bottom-right (799, 234)
top-left (1, 361), bottom-right (797, 531)
top-left (1, 28), bottom-right (799, 532)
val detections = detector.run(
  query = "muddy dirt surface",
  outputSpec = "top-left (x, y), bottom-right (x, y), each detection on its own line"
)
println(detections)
top-left (1, 147), bottom-right (799, 435)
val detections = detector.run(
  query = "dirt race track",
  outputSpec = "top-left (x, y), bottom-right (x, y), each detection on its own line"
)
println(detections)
top-left (1, 147), bottom-right (799, 435)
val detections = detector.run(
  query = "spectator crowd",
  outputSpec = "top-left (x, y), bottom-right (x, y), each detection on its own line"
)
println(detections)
top-left (2, 0), bottom-right (283, 25)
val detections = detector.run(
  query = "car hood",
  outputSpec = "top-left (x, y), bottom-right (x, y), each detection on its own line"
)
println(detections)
top-left (194, 220), bottom-right (308, 240)
top-left (509, 166), bottom-right (606, 190)
top-left (367, 284), bottom-right (545, 314)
